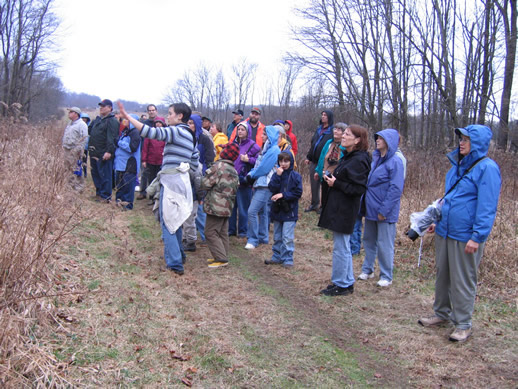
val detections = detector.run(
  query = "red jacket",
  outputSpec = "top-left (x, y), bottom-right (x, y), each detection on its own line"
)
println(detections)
top-left (284, 120), bottom-right (298, 155)
top-left (142, 138), bottom-right (165, 166)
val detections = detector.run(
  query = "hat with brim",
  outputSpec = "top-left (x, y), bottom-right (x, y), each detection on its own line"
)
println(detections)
top-left (455, 127), bottom-right (469, 137)
top-left (68, 106), bottom-right (81, 115)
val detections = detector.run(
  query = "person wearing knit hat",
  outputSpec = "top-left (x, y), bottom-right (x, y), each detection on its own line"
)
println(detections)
top-left (201, 142), bottom-right (240, 268)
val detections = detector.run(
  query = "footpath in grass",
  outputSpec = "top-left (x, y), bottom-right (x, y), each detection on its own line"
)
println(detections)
top-left (50, 196), bottom-right (517, 387)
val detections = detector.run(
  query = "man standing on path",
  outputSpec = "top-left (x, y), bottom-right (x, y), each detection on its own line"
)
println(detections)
top-left (117, 101), bottom-right (199, 275)
top-left (305, 110), bottom-right (334, 213)
top-left (62, 106), bottom-right (88, 192)
top-left (88, 99), bottom-right (119, 201)
top-left (226, 108), bottom-right (243, 138)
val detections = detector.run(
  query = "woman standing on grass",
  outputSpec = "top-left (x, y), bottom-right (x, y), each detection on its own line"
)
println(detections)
top-left (419, 125), bottom-right (501, 343)
top-left (357, 129), bottom-right (405, 288)
top-left (318, 125), bottom-right (371, 296)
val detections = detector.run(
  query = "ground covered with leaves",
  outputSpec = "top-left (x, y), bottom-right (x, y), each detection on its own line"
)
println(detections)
top-left (46, 193), bottom-right (517, 388)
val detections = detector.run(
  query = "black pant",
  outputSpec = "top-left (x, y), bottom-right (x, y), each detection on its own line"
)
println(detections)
top-left (140, 164), bottom-right (161, 195)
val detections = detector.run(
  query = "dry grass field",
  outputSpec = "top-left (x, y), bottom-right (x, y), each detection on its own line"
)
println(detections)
top-left (0, 119), bottom-right (516, 387)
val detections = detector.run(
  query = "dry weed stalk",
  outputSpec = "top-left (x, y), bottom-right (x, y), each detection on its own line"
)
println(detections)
top-left (0, 118), bottom-right (83, 387)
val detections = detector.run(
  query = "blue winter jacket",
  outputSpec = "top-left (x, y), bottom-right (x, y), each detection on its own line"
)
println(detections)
top-left (190, 114), bottom-right (215, 174)
top-left (435, 125), bottom-right (501, 243)
top-left (268, 152), bottom-right (303, 222)
top-left (364, 129), bottom-right (405, 223)
top-left (249, 126), bottom-right (281, 188)
top-left (114, 114), bottom-right (141, 174)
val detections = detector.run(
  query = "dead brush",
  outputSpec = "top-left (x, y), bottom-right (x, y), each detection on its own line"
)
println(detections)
top-left (0, 118), bottom-right (82, 387)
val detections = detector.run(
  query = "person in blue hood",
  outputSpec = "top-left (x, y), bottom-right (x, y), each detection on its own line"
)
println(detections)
top-left (114, 113), bottom-right (141, 210)
top-left (265, 152), bottom-right (303, 267)
top-left (305, 110), bottom-right (334, 213)
top-left (244, 125), bottom-right (281, 249)
top-left (418, 125), bottom-right (501, 343)
top-left (358, 129), bottom-right (405, 287)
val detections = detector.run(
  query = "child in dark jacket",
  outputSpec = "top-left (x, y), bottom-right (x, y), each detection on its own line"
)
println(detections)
top-left (265, 152), bottom-right (303, 267)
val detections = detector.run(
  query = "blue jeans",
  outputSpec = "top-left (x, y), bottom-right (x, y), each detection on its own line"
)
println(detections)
top-left (271, 220), bottom-right (296, 265)
top-left (160, 186), bottom-right (185, 272)
top-left (229, 186), bottom-right (252, 236)
top-left (361, 219), bottom-right (396, 282)
top-left (115, 171), bottom-right (136, 209)
top-left (331, 232), bottom-right (355, 288)
top-left (90, 157), bottom-right (113, 199)
top-left (195, 202), bottom-right (206, 241)
top-left (350, 216), bottom-right (363, 255)
top-left (247, 188), bottom-right (271, 246)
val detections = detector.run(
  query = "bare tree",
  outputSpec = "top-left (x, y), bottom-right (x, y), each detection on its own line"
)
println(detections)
top-left (230, 58), bottom-right (258, 108)
top-left (0, 0), bottom-right (61, 119)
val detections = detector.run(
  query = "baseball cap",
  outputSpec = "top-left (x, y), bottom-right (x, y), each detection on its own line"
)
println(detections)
top-left (68, 106), bottom-right (81, 115)
top-left (98, 99), bottom-right (113, 107)
top-left (232, 109), bottom-right (244, 116)
top-left (251, 107), bottom-right (261, 114)
top-left (201, 116), bottom-right (213, 122)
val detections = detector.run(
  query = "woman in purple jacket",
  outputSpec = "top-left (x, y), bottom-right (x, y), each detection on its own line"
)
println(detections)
top-left (228, 122), bottom-right (261, 237)
top-left (358, 129), bottom-right (405, 287)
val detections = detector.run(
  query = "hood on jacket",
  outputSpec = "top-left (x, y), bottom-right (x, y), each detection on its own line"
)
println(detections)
top-left (285, 120), bottom-right (293, 134)
top-left (278, 150), bottom-right (295, 174)
top-left (235, 121), bottom-right (252, 142)
top-left (454, 124), bottom-right (492, 164)
top-left (80, 112), bottom-right (91, 124)
top-left (129, 114), bottom-right (139, 130)
top-left (374, 129), bottom-right (399, 160)
top-left (190, 114), bottom-right (203, 139)
top-left (320, 110), bottom-right (334, 128)
top-left (264, 125), bottom-right (279, 151)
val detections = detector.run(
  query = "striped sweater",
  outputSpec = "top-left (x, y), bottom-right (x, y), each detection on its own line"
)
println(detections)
top-left (141, 123), bottom-right (199, 171)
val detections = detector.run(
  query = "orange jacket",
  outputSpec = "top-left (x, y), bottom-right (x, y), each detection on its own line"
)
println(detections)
top-left (229, 118), bottom-right (265, 147)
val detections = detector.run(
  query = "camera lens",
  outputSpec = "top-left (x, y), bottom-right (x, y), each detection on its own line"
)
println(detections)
top-left (406, 229), bottom-right (419, 241)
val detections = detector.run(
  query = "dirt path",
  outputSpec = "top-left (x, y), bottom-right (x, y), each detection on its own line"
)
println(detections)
top-left (50, 197), bottom-right (517, 387)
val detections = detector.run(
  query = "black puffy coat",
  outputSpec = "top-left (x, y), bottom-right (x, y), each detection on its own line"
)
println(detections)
top-left (318, 150), bottom-right (371, 234)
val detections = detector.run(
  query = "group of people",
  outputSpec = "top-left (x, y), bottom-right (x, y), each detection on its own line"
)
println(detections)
top-left (62, 100), bottom-right (501, 343)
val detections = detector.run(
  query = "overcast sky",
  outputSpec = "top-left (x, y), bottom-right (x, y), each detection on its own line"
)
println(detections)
top-left (53, 0), bottom-right (304, 105)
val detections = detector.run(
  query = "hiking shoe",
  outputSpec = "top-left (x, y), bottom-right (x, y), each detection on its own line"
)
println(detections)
top-left (418, 315), bottom-right (448, 327)
top-left (449, 328), bottom-right (472, 342)
top-left (168, 268), bottom-right (184, 276)
top-left (282, 263), bottom-right (293, 268)
top-left (136, 194), bottom-right (146, 200)
top-left (208, 261), bottom-right (228, 268)
top-left (377, 279), bottom-right (392, 287)
top-left (184, 242), bottom-right (196, 252)
top-left (321, 284), bottom-right (354, 296)
top-left (264, 259), bottom-right (281, 265)
top-left (357, 272), bottom-right (374, 280)
top-left (244, 243), bottom-right (256, 250)
top-left (207, 258), bottom-right (215, 263)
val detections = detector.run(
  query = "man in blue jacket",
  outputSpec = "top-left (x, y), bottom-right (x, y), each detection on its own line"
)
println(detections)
top-left (419, 125), bottom-right (501, 343)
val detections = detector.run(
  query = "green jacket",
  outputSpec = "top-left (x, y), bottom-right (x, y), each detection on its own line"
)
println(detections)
top-left (201, 159), bottom-right (239, 217)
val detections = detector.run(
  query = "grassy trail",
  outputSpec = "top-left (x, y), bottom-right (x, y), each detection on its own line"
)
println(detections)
top-left (50, 196), bottom-right (517, 387)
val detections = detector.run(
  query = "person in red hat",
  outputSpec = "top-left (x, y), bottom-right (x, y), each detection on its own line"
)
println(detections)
top-left (201, 142), bottom-right (240, 268)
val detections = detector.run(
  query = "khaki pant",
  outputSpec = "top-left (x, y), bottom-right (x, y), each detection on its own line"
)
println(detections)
top-left (433, 235), bottom-right (485, 329)
top-left (63, 147), bottom-right (85, 192)
top-left (205, 214), bottom-right (229, 262)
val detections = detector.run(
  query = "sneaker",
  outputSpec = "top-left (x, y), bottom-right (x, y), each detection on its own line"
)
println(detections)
top-left (264, 259), bottom-right (281, 265)
top-left (377, 279), bottom-right (392, 287)
top-left (244, 243), bottom-right (256, 250)
top-left (418, 315), bottom-right (448, 327)
top-left (321, 284), bottom-right (354, 296)
top-left (357, 272), bottom-right (374, 280)
top-left (208, 261), bottom-right (228, 268)
top-left (282, 263), bottom-right (293, 268)
top-left (207, 258), bottom-right (215, 263)
top-left (449, 328), bottom-right (472, 342)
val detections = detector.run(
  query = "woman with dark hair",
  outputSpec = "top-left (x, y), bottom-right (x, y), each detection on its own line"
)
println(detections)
top-left (318, 125), bottom-right (371, 296)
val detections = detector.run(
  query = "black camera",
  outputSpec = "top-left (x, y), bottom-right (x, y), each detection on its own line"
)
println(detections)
top-left (406, 200), bottom-right (443, 241)
top-left (272, 199), bottom-right (291, 213)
